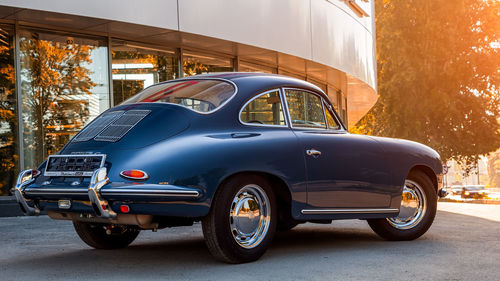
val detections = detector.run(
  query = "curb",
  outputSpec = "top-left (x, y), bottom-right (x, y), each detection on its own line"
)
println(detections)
top-left (0, 196), bottom-right (25, 217)
top-left (439, 198), bottom-right (500, 205)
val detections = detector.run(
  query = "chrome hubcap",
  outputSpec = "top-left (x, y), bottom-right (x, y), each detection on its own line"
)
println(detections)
top-left (387, 180), bottom-right (426, 230)
top-left (229, 184), bottom-right (271, 249)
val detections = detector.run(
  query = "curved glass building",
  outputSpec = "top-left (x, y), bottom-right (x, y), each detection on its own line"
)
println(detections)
top-left (0, 0), bottom-right (377, 196)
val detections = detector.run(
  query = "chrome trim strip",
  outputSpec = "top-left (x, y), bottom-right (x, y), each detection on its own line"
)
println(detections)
top-left (238, 88), bottom-right (289, 128)
top-left (25, 188), bottom-right (88, 196)
top-left (301, 208), bottom-right (400, 215)
top-left (101, 189), bottom-right (200, 197)
top-left (23, 187), bottom-right (200, 198)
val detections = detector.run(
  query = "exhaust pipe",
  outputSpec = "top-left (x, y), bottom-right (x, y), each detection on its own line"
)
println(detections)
top-left (438, 188), bottom-right (448, 198)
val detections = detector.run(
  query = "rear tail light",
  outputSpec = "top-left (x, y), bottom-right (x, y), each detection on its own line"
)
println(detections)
top-left (20, 169), bottom-right (40, 184)
top-left (120, 170), bottom-right (148, 180)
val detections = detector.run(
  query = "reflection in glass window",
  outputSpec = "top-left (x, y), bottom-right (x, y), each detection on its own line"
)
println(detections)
top-left (239, 61), bottom-right (276, 74)
top-left (240, 91), bottom-right (285, 126)
top-left (324, 103), bottom-right (340, 130)
top-left (112, 42), bottom-right (178, 105)
top-left (0, 25), bottom-right (18, 195)
top-left (19, 29), bottom-right (109, 169)
top-left (122, 79), bottom-right (235, 113)
top-left (285, 90), bottom-right (326, 129)
top-left (183, 51), bottom-right (233, 76)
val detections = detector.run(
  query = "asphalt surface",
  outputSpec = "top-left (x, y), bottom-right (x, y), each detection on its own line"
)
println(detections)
top-left (1, 202), bottom-right (499, 281)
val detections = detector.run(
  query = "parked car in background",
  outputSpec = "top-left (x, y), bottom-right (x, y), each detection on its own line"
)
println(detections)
top-left (449, 185), bottom-right (464, 196)
top-left (461, 185), bottom-right (488, 199)
top-left (14, 73), bottom-right (445, 263)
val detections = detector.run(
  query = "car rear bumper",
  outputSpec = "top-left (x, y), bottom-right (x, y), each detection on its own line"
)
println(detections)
top-left (14, 168), bottom-right (204, 218)
top-left (23, 184), bottom-right (201, 200)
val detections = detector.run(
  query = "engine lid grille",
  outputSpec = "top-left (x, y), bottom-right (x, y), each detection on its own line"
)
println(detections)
top-left (72, 110), bottom-right (151, 143)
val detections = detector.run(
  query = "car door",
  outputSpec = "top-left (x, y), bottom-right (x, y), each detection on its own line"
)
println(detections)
top-left (283, 88), bottom-right (392, 210)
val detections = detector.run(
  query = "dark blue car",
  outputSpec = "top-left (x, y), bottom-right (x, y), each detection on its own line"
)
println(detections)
top-left (15, 73), bottom-right (444, 263)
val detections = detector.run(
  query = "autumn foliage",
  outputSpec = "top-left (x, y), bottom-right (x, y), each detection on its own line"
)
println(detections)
top-left (355, 0), bottom-right (500, 166)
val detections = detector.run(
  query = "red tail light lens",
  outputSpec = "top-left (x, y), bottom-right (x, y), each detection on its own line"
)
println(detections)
top-left (120, 205), bottom-right (130, 213)
top-left (31, 169), bottom-right (41, 177)
top-left (120, 170), bottom-right (148, 180)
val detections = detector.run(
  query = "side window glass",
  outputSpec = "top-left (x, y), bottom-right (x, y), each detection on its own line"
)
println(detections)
top-left (285, 90), bottom-right (326, 129)
top-left (324, 102), bottom-right (340, 130)
top-left (240, 90), bottom-right (286, 126)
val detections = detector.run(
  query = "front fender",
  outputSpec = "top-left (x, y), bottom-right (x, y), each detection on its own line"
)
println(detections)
top-left (371, 136), bottom-right (442, 188)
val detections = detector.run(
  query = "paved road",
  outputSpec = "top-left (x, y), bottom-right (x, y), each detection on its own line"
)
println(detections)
top-left (1, 202), bottom-right (499, 281)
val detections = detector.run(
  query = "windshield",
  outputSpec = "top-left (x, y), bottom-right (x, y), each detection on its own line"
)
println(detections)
top-left (121, 79), bottom-right (236, 113)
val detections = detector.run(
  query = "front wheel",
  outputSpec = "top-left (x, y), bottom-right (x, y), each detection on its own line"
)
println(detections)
top-left (73, 221), bottom-right (140, 249)
top-left (202, 175), bottom-right (277, 263)
top-left (367, 171), bottom-right (437, 241)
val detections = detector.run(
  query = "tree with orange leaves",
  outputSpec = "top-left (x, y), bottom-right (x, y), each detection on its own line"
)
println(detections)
top-left (20, 34), bottom-right (96, 167)
top-left (355, 0), bottom-right (500, 169)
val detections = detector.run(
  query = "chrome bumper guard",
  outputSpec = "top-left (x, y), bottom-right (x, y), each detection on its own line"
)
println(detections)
top-left (14, 170), bottom-right (41, 216)
top-left (15, 167), bottom-right (201, 218)
top-left (88, 167), bottom-right (117, 219)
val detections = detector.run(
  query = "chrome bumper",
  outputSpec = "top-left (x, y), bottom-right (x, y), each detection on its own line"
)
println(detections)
top-left (15, 167), bottom-right (201, 218)
top-left (14, 170), bottom-right (41, 216)
top-left (88, 167), bottom-right (116, 218)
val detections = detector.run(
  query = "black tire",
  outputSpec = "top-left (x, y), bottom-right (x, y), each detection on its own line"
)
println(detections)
top-left (367, 170), bottom-right (437, 241)
top-left (73, 221), bottom-right (140, 249)
top-left (277, 221), bottom-right (299, 232)
top-left (202, 175), bottom-right (277, 263)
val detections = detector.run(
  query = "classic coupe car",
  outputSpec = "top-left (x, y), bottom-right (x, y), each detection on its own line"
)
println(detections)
top-left (15, 73), bottom-right (445, 263)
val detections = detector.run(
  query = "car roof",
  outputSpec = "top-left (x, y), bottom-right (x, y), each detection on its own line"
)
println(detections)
top-left (178, 72), bottom-right (327, 99)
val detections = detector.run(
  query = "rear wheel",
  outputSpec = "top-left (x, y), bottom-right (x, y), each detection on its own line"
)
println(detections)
top-left (367, 171), bottom-right (437, 241)
top-left (73, 221), bottom-right (140, 249)
top-left (202, 175), bottom-right (277, 263)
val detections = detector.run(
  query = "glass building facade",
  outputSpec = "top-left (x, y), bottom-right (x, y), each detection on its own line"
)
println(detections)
top-left (0, 23), bottom-right (349, 196)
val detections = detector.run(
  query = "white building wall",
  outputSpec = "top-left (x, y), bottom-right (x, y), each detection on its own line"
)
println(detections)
top-left (0, 0), bottom-right (376, 90)
top-left (0, 0), bottom-right (179, 30)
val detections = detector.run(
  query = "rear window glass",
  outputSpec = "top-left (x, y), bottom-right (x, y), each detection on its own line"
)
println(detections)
top-left (121, 79), bottom-right (236, 113)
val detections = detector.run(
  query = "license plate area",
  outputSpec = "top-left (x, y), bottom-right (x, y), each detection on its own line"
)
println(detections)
top-left (44, 154), bottom-right (106, 177)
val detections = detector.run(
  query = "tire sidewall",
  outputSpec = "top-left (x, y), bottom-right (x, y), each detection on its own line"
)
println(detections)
top-left (398, 171), bottom-right (437, 235)
top-left (368, 170), bottom-right (437, 240)
top-left (210, 175), bottom-right (277, 262)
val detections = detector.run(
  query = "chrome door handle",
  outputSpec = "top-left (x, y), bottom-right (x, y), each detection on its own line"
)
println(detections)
top-left (306, 149), bottom-right (321, 157)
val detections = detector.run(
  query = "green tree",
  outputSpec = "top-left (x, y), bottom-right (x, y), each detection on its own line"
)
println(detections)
top-left (355, 0), bottom-right (500, 167)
